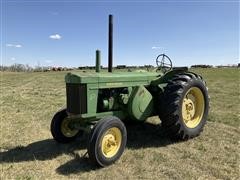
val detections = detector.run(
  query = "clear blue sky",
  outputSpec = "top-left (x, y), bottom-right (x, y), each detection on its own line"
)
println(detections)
top-left (1, 0), bottom-right (239, 67)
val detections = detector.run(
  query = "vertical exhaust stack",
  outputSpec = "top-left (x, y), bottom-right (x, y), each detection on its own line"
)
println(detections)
top-left (108, 14), bottom-right (113, 72)
top-left (95, 50), bottom-right (101, 72)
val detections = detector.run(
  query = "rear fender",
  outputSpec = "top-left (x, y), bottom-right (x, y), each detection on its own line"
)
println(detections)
top-left (151, 67), bottom-right (189, 85)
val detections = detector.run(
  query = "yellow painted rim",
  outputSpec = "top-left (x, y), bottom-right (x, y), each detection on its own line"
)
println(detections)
top-left (101, 127), bottom-right (122, 158)
top-left (61, 118), bottom-right (78, 137)
top-left (182, 87), bottom-right (205, 128)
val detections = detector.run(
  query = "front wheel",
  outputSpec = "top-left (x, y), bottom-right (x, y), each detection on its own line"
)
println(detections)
top-left (87, 116), bottom-right (127, 167)
top-left (159, 73), bottom-right (209, 140)
top-left (50, 109), bottom-right (82, 143)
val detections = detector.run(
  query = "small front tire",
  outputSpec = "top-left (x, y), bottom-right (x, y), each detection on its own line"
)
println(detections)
top-left (87, 116), bottom-right (127, 167)
top-left (50, 109), bottom-right (82, 143)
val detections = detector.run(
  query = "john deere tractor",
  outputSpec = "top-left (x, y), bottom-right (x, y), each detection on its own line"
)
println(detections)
top-left (50, 15), bottom-right (209, 167)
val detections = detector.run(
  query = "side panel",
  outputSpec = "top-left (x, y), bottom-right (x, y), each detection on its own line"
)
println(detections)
top-left (128, 86), bottom-right (153, 121)
top-left (87, 84), bottom-right (99, 114)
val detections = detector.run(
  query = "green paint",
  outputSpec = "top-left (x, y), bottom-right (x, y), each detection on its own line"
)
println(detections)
top-left (128, 86), bottom-right (153, 121)
top-left (64, 68), bottom-right (189, 130)
top-left (95, 50), bottom-right (101, 73)
top-left (65, 71), bottom-right (159, 84)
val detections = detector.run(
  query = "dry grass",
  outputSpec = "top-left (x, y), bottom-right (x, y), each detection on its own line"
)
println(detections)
top-left (0, 68), bottom-right (239, 179)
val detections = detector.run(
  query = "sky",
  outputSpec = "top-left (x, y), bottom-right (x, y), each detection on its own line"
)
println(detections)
top-left (1, 0), bottom-right (239, 67)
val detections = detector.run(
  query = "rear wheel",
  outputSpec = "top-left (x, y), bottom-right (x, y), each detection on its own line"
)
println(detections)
top-left (87, 116), bottom-right (127, 167)
top-left (159, 73), bottom-right (209, 140)
top-left (51, 109), bottom-right (82, 143)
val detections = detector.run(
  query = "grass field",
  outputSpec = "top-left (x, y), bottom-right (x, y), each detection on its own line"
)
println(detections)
top-left (0, 68), bottom-right (239, 179)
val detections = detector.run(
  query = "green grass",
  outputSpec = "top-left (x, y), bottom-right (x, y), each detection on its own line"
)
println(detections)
top-left (0, 68), bottom-right (239, 179)
top-left (192, 68), bottom-right (240, 126)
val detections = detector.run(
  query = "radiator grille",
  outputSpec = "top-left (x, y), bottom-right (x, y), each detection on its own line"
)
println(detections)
top-left (66, 84), bottom-right (87, 114)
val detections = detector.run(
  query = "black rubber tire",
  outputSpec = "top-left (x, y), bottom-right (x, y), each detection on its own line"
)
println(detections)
top-left (158, 73), bottom-right (209, 140)
top-left (50, 109), bottom-right (82, 143)
top-left (87, 116), bottom-right (127, 167)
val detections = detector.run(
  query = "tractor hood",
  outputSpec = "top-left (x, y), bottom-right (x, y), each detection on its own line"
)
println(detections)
top-left (65, 71), bottom-right (160, 84)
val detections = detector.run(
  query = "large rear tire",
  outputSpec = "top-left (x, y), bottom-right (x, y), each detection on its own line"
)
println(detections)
top-left (159, 73), bottom-right (209, 140)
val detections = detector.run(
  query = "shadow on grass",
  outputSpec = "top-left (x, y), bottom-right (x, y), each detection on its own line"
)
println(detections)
top-left (0, 122), bottom-right (176, 174)
top-left (125, 122), bottom-right (173, 149)
top-left (56, 123), bottom-right (175, 175)
top-left (0, 135), bottom-right (87, 162)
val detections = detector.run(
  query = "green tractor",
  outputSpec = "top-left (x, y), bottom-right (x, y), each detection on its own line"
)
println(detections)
top-left (50, 15), bottom-right (209, 167)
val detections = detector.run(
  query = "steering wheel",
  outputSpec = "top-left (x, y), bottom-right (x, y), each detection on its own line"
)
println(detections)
top-left (156, 54), bottom-right (172, 73)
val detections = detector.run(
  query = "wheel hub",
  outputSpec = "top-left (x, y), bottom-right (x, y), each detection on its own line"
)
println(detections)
top-left (61, 118), bottom-right (79, 137)
top-left (103, 134), bottom-right (117, 152)
top-left (183, 99), bottom-right (195, 121)
top-left (101, 128), bottom-right (122, 158)
top-left (182, 87), bottom-right (205, 128)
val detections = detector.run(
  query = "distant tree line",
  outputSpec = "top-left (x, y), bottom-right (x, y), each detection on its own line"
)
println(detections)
top-left (0, 63), bottom-right (74, 72)
top-left (115, 65), bottom-right (154, 69)
top-left (77, 65), bottom-right (154, 70)
top-left (78, 66), bottom-right (103, 70)
top-left (0, 64), bottom-right (34, 72)
top-left (191, 65), bottom-right (213, 68)
top-left (1, 63), bottom-right (239, 72)
top-left (191, 64), bottom-right (239, 68)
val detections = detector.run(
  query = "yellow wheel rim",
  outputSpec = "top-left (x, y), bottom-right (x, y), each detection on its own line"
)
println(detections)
top-left (61, 118), bottom-right (78, 137)
top-left (101, 127), bottom-right (122, 158)
top-left (182, 87), bottom-right (205, 128)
